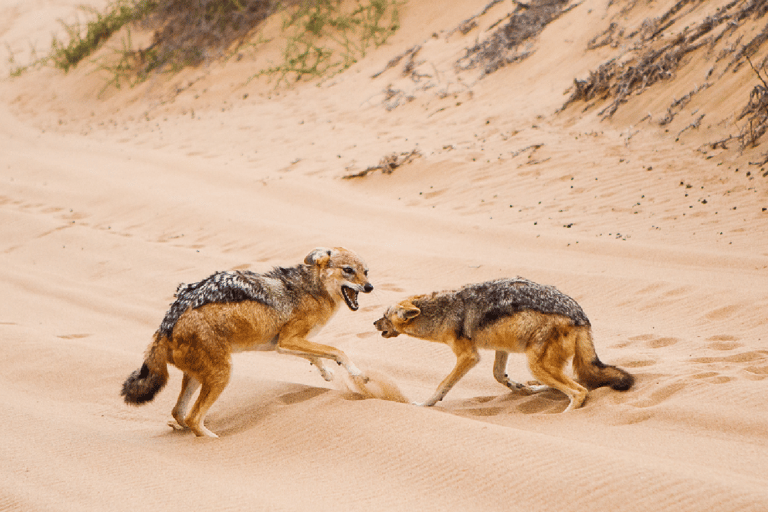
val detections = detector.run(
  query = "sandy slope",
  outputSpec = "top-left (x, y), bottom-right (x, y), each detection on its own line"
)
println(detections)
top-left (2, 0), bottom-right (768, 510)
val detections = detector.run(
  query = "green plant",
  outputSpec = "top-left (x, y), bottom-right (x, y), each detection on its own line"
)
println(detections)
top-left (255, 0), bottom-right (401, 85)
top-left (5, 43), bottom-right (27, 77)
top-left (50, 0), bottom-right (157, 72)
top-left (10, 0), bottom-right (402, 91)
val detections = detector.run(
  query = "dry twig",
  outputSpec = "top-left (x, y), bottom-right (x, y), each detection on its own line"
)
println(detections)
top-left (342, 149), bottom-right (422, 179)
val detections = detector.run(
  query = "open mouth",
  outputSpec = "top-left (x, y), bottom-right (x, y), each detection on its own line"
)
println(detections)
top-left (342, 285), bottom-right (359, 311)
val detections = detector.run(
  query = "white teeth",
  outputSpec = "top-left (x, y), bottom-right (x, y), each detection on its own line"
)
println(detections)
top-left (342, 286), bottom-right (359, 310)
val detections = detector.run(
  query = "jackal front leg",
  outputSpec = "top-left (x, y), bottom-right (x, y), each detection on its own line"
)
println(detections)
top-left (306, 356), bottom-right (334, 382)
top-left (277, 334), bottom-right (368, 382)
top-left (417, 342), bottom-right (479, 407)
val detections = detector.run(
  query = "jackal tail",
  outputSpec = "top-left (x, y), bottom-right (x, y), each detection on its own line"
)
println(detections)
top-left (121, 332), bottom-right (169, 405)
top-left (572, 328), bottom-right (634, 391)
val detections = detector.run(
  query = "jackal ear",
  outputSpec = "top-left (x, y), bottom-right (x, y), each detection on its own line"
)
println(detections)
top-left (397, 304), bottom-right (421, 320)
top-left (304, 247), bottom-right (333, 267)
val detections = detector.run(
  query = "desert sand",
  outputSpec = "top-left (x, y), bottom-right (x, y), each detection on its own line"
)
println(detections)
top-left (2, 0), bottom-right (768, 510)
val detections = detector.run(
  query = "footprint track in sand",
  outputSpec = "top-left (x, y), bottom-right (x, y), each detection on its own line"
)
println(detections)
top-left (744, 365), bottom-right (768, 379)
top-left (378, 283), bottom-right (406, 292)
top-left (646, 337), bottom-right (679, 349)
top-left (691, 372), bottom-right (733, 384)
top-left (707, 341), bottom-right (743, 350)
top-left (689, 350), bottom-right (768, 365)
top-left (449, 388), bottom-right (567, 417)
top-left (688, 354), bottom-right (768, 380)
top-left (630, 381), bottom-right (688, 409)
top-left (705, 334), bottom-right (743, 351)
top-left (276, 387), bottom-right (329, 406)
top-left (614, 332), bottom-right (761, 411)
top-left (704, 304), bottom-right (741, 321)
top-left (622, 359), bottom-right (657, 368)
top-left (627, 334), bottom-right (679, 349)
top-left (708, 334), bottom-right (739, 341)
top-left (684, 340), bottom-right (768, 383)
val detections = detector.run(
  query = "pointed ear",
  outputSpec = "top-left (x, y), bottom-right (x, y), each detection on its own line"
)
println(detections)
top-left (304, 247), bottom-right (333, 267)
top-left (397, 302), bottom-right (421, 320)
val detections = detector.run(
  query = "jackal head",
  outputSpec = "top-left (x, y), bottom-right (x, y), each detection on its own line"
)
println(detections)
top-left (373, 301), bottom-right (420, 338)
top-left (305, 247), bottom-right (373, 311)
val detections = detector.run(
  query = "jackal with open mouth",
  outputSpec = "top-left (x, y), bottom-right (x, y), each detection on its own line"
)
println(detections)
top-left (122, 247), bottom-right (373, 437)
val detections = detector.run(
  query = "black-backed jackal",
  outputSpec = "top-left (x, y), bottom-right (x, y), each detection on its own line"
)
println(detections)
top-left (374, 277), bottom-right (633, 410)
top-left (122, 247), bottom-right (373, 437)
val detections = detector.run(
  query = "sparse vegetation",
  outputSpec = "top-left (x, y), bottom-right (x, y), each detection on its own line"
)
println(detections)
top-left (561, 0), bottom-right (768, 122)
top-left (135, 0), bottom-right (282, 74)
top-left (342, 149), bottom-right (420, 178)
top-left (254, 0), bottom-right (401, 85)
top-left (50, 0), bottom-right (157, 72)
top-left (560, 0), bottom-right (768, 156)
top-left (456, 0), bottom-right (572, 76)
top-left (734, 56), bottom-right (768, 160)
top-left (9, 0), bottom-right (401, 91)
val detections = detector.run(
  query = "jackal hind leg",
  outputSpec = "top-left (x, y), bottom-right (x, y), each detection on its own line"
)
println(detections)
top-left (493, 351), bottom-right (544, 393)
top-left (526, 343), bottom-right (587, 412)
top-left (185, 365), bottom-right (231, 438)
top-left (169, 373), bottom-right (201, 431)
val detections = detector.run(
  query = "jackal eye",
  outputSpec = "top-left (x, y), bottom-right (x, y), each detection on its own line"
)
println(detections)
top-left (342, 266), bottom-right (355, 276)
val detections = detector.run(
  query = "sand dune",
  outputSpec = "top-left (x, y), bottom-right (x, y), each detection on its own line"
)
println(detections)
top-left (1, 0), bottom-right (768, 510)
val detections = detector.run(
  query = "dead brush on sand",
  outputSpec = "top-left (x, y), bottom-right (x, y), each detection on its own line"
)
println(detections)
top-left (134, 0), bottom-right (283, 73)
top-left (736, 56), bottom-right (768, 149)
top-left (729, 55), bottom-right (768, 163)
top-left (342, 149), bottom-right (421, 178)
top-left (456, 0), bottom-right (573, 76)
top-left (561, 0), bottom-right (768, 123)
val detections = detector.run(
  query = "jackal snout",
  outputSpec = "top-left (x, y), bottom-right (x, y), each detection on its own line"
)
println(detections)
top-left (337, 257), bottom-right (373, 312)
top-left (373, 316), bottom-right (398, 338)
top-left (374, 302), bottom-right (421, 337)
top-left (341, 280), bottom-right (373, 311)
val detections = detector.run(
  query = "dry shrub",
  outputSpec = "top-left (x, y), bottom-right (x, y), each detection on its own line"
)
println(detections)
top-left (456, 0), bottom-right (572, 76)
top-left (562, 0), bottom-right (768, 125)
top-left (137, 0), bottom-right (282, 74)
top-left (736, 56), bottom-right (768, 148)
top-left (342, 149), bottom-right (421, 178)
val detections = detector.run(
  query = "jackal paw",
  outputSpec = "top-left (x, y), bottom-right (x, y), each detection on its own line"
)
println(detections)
top-left (346, 363), bottom-right (368, 383)
top-left (194, 426), bottom-right (219, 439)
top-left (502, 380), bottom-right (526, 391)
top-left (168, 419), bottom-right (187, 431)
top-left (316, 365), bottom-right (335, 382)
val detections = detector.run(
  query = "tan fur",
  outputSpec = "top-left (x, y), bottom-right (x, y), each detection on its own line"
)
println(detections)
top-left (123, 247), bottom-right (373, 438)
top-left (374, 290), bottom-right (633, 410)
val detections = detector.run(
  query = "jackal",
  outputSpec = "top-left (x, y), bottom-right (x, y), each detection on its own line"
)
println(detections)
top-left (122, 247), bottom-right (373, 437)
top-left (374, 277), bottom-right (633, 410)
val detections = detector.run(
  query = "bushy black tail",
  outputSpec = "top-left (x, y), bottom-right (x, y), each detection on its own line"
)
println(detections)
top-left (121, 333), bottom-right (169, 405)
top-left (573, 329), bottom-right (634, 391)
